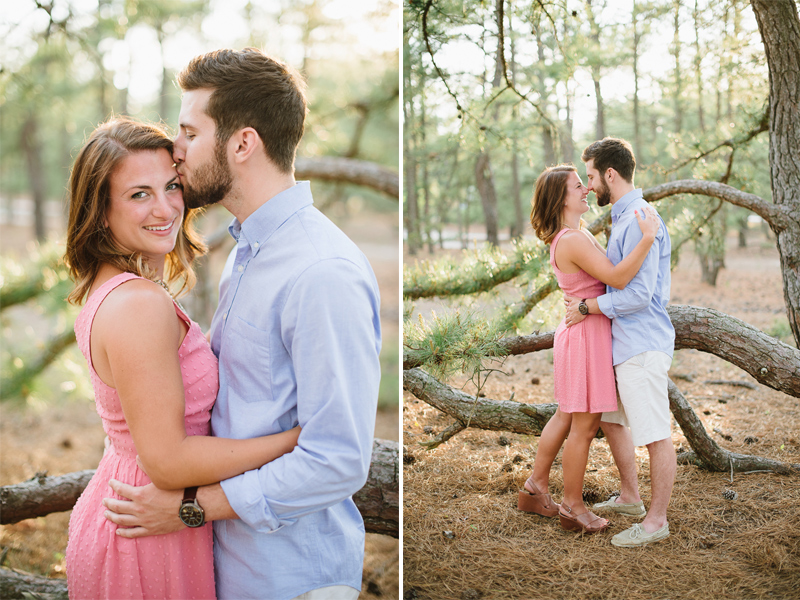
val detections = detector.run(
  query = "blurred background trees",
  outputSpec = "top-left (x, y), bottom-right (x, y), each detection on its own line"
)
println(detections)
top-left (1, 0), bottom-right (400, 407)
top-left (403, 0), bottom-right (771, 268)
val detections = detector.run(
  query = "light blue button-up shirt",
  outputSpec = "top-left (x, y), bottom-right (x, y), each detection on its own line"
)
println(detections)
top-left (208, 182), bottom-right (381, 600)
top-left (596, 188), bottom-right (675, 366)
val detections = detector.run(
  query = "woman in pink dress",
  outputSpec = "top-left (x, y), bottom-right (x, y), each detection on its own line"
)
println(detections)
top-left (518, 164), bottom-right (659, 533)
top-left (63, 117), bottom-right (300, 599)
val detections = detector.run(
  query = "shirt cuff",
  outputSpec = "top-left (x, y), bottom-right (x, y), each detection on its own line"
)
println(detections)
top-left (597, 293), bottom-right (615, 319)
top-left (220, 471), bottom-right (286, 534)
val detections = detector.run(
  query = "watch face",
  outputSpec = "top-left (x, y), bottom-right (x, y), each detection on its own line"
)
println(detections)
top-left (180, 503), bottom-right (204, 527)
top-left (579, 303), bottom-right (589, 315)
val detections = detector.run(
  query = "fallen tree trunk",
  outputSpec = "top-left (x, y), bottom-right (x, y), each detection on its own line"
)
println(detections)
top-left (352, 439), bottom-right (400, 537)
top-left (0, 441), bottom-right (398, 597)
top-left (404, 304), bottom-right (800, 473)
top-left (404, 368), bottom-right (799, 474)
top-left (0, 567), bottom-right (68, 600)
top-left (667, 380), bottom-right (799, 474)
top-left (0, 470), bottom-right (94, 525)
top-left (668, 305), bottom-right (800, 397)
top-left (405, 305), bottom-right (800, 397)
top-left (0, 440), bottom-right (399, 536)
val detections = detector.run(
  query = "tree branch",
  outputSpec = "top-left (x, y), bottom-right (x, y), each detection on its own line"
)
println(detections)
top-left (295, 156), bottom-right (398, 199)
top-left (404, 367), bottom-right (798, 474)
top-left (643, 179), bottom-right (790, 230)
top-left (0, 440), bottom-right (398, 537)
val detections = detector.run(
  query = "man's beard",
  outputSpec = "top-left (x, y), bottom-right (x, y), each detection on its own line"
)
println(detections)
top-left (594, 177), bottom-right (612, 207)
top-left (182, 142), bottom-right (233, 209)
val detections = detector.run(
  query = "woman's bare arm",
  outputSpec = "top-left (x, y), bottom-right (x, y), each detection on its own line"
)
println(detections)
top-left (557, 207), bottom-right (660, 289)
top-left (93, 280), bottom-right (299, 490)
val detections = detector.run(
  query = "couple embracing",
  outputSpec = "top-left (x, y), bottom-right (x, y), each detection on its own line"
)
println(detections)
top-left (64, 48), bottom-right (381, 599)
top-left (519, 138), bottom-right (676, 547)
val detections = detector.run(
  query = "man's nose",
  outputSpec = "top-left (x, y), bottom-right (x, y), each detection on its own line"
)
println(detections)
top-left (173, 138), bottom-right (185, 164)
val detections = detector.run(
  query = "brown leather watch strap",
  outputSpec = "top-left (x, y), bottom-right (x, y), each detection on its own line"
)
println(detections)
top-left (183, 486), bottom-right (199, 503)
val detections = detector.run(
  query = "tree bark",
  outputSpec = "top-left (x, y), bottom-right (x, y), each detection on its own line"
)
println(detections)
top-left (0, 440), bottom-right (399, 537)
top-left (20, 114), bottom-right (47, 242)
top-left (352, 439), bottom-right (399, 538)
top-left (404, 367), bottom-right (799, 474)
top-left (0, 470), bottom-right (94, 525)
top-left (474, 152), bottom-right (500, 247)
top-left (671, 0), bottom-right (684, 134)
top-left (533, 17), bottom-right (556, 166)
top-left (751, 0), bottom-right (800, 348)
top-left (585, 0), bottom-right (606, 139)
top-left (294, 156), bottom-right (399, 199)
top-left (406, 305), bottom-right (800, 396)
top-left (693, 0), bottom-right (705, 132)
top-left (404, 367), bottom-right (558, 436)
top-left (668, 379), bottom-right (798, 474)
top-left (643, 179), bottom-right (790, 228)
top-left (0, 567), bottom-right (68, 600)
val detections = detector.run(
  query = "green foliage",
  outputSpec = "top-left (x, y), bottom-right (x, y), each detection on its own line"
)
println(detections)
top-left (404, 309), bottom-right (507, 382)
top-left (404, 238), bottom-right (548, 299)
top-left (0, 243), bottom-right (72, 310)
top-left (378, 332), bottom-right (400, 408)
top-left (766, 317), bottom-right (795, 347)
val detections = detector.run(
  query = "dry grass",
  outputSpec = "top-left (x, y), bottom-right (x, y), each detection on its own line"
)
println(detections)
top-left (403, 233), bottom-right (800, 600)
top-left (403, 397), bottom-right (800, 600)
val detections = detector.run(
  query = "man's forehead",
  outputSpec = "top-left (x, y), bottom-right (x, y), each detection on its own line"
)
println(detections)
top-left (178, 89), bottom-right (213, 124)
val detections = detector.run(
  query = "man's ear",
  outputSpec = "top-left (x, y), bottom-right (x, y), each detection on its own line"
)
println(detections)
top-left (230, 127), bottom-right (261, 164)
top-left (605, 167), bottom-right (616, 185)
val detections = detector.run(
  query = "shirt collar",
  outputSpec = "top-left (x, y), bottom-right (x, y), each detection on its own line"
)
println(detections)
top-left (610, 188), bottom-right (643, 223)
top-left (228, 181), bottom-right (314, 255)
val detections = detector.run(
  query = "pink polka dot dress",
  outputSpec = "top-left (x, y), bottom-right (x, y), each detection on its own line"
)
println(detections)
top-left (550, 229), bottom-right (618, 413)
top-left (66, 273), bottom-right (217, 599)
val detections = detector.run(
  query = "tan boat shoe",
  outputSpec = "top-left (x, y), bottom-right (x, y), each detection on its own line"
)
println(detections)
top-left (611, 522), bottom-right (670, 547)
top-left (593, 495), bottom-right (646, 517)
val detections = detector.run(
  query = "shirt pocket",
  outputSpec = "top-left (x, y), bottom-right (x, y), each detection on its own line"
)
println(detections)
top-left (224, 315), bottom-right (273, 404)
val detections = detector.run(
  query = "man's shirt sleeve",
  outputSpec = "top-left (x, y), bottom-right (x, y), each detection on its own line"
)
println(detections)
top-left (597, 218), bottom-right (663, 319)
top-left (219, 258), bottom-right (381, 533)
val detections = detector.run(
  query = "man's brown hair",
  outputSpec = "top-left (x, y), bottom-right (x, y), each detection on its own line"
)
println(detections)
top-left (177, 48), bottom-right (307, 174)
top-left (65, 117), bottom-right (206, 304)
top-left (581, 137), bottom-right (636, 183)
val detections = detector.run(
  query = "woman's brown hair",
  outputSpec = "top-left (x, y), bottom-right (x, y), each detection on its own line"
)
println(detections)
top-left (530, 164), bottom-right (580, 245)
top-left (65, 117), bottom-right (206, 304)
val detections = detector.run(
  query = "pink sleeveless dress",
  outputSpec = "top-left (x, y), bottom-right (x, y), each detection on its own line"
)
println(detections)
top-left (550, 229), bottom-right (617, 413)
top-left (66, 273), bottom-right (217, 599)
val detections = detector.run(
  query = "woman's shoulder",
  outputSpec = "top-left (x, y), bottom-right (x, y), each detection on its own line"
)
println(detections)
top-left (556, 228), bottom-right (594, 251)
top-left (94, 277), bottom-right (177, 332)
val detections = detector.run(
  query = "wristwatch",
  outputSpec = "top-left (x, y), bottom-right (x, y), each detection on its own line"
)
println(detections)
top-left (179, 486), bottom-right (205, 527)
top-left (578, 299), bottom-right (589, 316)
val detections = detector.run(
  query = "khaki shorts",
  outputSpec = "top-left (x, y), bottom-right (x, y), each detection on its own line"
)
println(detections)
top-left (291, 586), bottom-right (360, 600)
top-left (601, 351), bottom-right (672, 447)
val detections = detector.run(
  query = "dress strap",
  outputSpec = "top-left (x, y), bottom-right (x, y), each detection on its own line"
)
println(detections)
top-left (549, 227), bottom-right (573, 271)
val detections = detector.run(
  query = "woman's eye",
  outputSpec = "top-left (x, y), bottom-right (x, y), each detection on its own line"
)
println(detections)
top-left (131, 191), bottom-right (147, 199)
top-left (166, 182), bottom-right (181, 191)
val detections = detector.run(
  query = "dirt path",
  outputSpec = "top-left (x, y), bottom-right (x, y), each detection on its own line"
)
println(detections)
top-left (403, 229), bottom-right (800, 600)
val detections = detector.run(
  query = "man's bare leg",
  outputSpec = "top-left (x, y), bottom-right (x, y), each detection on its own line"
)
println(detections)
top-left (641, 437), bottom-right (676, 532)
top-left (600, 421), bottom-right (641, 504)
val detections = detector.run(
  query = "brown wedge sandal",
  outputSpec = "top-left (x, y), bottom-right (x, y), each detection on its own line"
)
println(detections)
top-left (517, 480), bottom-right (559, 518)
top-left (558, 503), bottom-right (610, 533)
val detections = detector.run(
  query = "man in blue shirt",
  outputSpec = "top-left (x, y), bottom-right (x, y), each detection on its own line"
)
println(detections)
top-left (565, 137), bottom-right (676, 548)
top-left (103, 48), bottom-right (381, 599)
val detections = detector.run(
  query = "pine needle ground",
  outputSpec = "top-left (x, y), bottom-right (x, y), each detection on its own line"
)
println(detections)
top-left (403, 235), bottom-right (800, 600)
